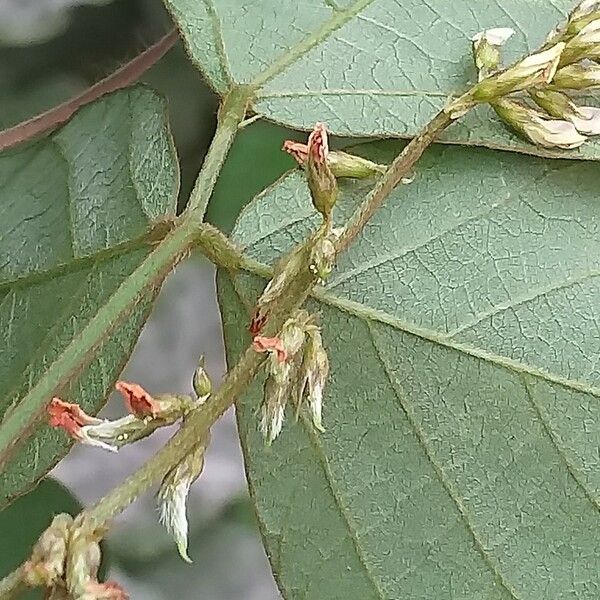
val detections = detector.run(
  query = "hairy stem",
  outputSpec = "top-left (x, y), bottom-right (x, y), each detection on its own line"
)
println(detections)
top-left (336, 109), bottom-right (455, 253)
top-left (185, 87), bottom-right (251, 218)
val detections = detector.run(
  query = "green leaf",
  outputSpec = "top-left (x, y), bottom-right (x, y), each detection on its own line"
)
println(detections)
top-left (219, 142), bottom-right (600, 599)
top-left (0, 478), bottom-right (84, 599)
top-left (164, 0), bottom-right (600, 159)
top-left (0, 86), bottom-right (178, 507)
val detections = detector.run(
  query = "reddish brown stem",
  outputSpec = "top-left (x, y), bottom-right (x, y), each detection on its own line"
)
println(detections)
top-left (0, 29), bottom-right (179, 152)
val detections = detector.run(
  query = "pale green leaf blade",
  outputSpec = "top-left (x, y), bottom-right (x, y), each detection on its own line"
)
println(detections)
top-left (164, 0), bottom-right (600, 159)
top-left (219, 143), bottom-right (600, 598)
top-left (0, 86), bottom-right (178, 507)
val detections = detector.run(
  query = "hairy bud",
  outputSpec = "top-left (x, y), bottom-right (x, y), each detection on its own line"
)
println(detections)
top-left (298, 329), bottom-right (330, 432)
top-left (192, 356), bottom-right (212, 402)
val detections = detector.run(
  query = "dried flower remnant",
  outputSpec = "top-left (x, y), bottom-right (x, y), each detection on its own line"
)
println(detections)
top-left (157, 434), bottom-right (209, 562)
top-left (252, 335), bottom-right (288, 363)
top-left (48, 398), bottom-right (101, 440)
top-left (80, 581), bottom-right (129, 600)
top-left (471, 27), bottom-right (515, 80)
top-left (306, 122), bottom-right (338, 221)
top-left (115, 381), bottom-right (159, 418)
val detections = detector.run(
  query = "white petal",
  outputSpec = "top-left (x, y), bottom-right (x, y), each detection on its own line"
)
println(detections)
top-left (158, 479), bottom-right (193, 563)
top-left (572, 106), bottom-right (600, 134)
top-left (471, 27), bottom-right (515, 45)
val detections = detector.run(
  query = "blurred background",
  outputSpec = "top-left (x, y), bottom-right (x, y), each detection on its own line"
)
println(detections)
top-left (0, 0), bottom-right (308, 597)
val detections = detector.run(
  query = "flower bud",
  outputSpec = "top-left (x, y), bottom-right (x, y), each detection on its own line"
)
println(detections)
top-left (471, 43), bottom-right (565, 101)
top-left (116, 381), bottom-right (194, 421)
top-left (552, 63), bottom-right (600, 89)
top-left (157, 434), bottom-right (209, 562)
top-left (560, 18), bottom-right (600, 64)
top-left (80, 581), bottom-right (129, 600)
top-left (530, 88), bottom-right (600, 134)
top-left (493, 97), bottom-right (587, 149)
top-left (23, 514), bottom-right (72, 588)
top-left (192, 356), bottom-right (212, 402)
top-left (568, 1), bottom-right (600, 35)
top-left (283, 140), bottom-right (386, 178)
top-left (309, 235), bottom-right (336, 282)
top-left (306, 123), bottom-right (338, 221)
top-left (48, 398), bottom-right (102, 442)
top-left (471, 28), bottom-right (514, 80)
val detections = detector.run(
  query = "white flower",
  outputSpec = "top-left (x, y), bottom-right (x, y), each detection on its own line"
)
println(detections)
top-left (569, 105), bottom-right (600, 134)
top-left (471, 27), bottom-right (514, 46)
top-left (523, 117), bottom-right (587, 149)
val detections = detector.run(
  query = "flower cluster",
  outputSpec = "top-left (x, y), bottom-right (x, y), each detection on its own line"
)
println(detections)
top-left (469, 1), bottom-right (600, 149)
top-left (252, 310), bottom-right (330, 444)
top-left (47, 359), bottom-right (214, 568)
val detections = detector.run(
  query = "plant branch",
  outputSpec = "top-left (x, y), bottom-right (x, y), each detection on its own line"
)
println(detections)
top-left (185, 86), bottom-right (252, 219)
top-left (336, 108), bottom-right (455, 253)
top-left (0, 29), bottom-right (178, 152)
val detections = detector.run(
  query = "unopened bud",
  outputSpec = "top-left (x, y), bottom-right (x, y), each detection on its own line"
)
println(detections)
top-left (560, 18), bottom-right (600, 64)
top-left (471, 28), bottom-right (514, 80)
top-left (306, 123), bottom-right (338, 221)
top-left (192, 356), bottom-right (212, 402)
top-left (552, 63), bottom-right (600, 89)
top-left (283, 141), bottom-right (386, 178)
top-left (568, 1), bottom-right (600, 35)
top-left (493, 97), bottom-right (587, 149)
top-left (471, 43), bottom-right (564, 101)
top-left (158, 434), bottom-right (209, 562)
top-left (309, 236), bottom-right (336, 281)
top-left (530, 88), bottom-right (600, 134)
top-left (23, 514), bottom-right (72, 587)
top-left (66, 528), bottom-right (103, 597)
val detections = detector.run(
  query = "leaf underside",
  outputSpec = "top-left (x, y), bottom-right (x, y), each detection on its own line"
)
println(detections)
top-left (0, 86), bottom-right (178, 507)
top-left (219, 141), bottom-right (600, 599)
top-left (166, 0), bottom-right (600, 160)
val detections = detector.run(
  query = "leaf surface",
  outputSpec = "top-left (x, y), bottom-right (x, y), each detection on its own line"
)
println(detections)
top-left (219, 142), bottom-right (600, 599)
top-left (165, 0), bottom-right (600, 159)
top-left (0, 86), bottom-right (178, 506)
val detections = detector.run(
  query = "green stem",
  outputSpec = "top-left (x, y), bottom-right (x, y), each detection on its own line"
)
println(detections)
top-left (185, 86), bottom-right (251, 218)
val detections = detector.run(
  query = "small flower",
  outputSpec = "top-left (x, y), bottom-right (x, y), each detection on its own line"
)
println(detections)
top-left (192, 356), bottom-right (212, 402)
top-left (48, 398), bottom-right (101, 441)
top-left (253, 335), bottom-right (287, 363)
top-left (530, 88), bottom-right (600, 134)
top-left (81, 581), bottom-right (129, 600)
top-left (552, 63), bottom-right (600, 89)
top-left (493, 98), bottom-right (587, 149)
top-left (115, 381), bottom-right (159, 418)
top-left (283, 140), bottom-right (386, 178)
top-left (471, 27), bottom-right (514, 80)
top-left (157, 435), bottom-right (209, 562)
top-left (79, 415), bottom-right (160, 453)
top-left (306, 123), bottom-right (338, 221)
top-left (471, 43), bottom-right (565, 101)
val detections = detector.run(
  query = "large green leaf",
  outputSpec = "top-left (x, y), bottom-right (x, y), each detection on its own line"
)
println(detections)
top-left (0, 86), bottom-right (178, 507)
top-left (219, 142), bottom-right (600, 599)
top-left (165, 0), bottom-right (600, 160)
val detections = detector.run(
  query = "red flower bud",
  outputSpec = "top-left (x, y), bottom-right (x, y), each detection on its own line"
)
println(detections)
top-left (115, 381), bottom-right (159, 418)
top-left (47, 398), bottom-right (100, 440)
top-left (252, 336), bottom-right (288, 363)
